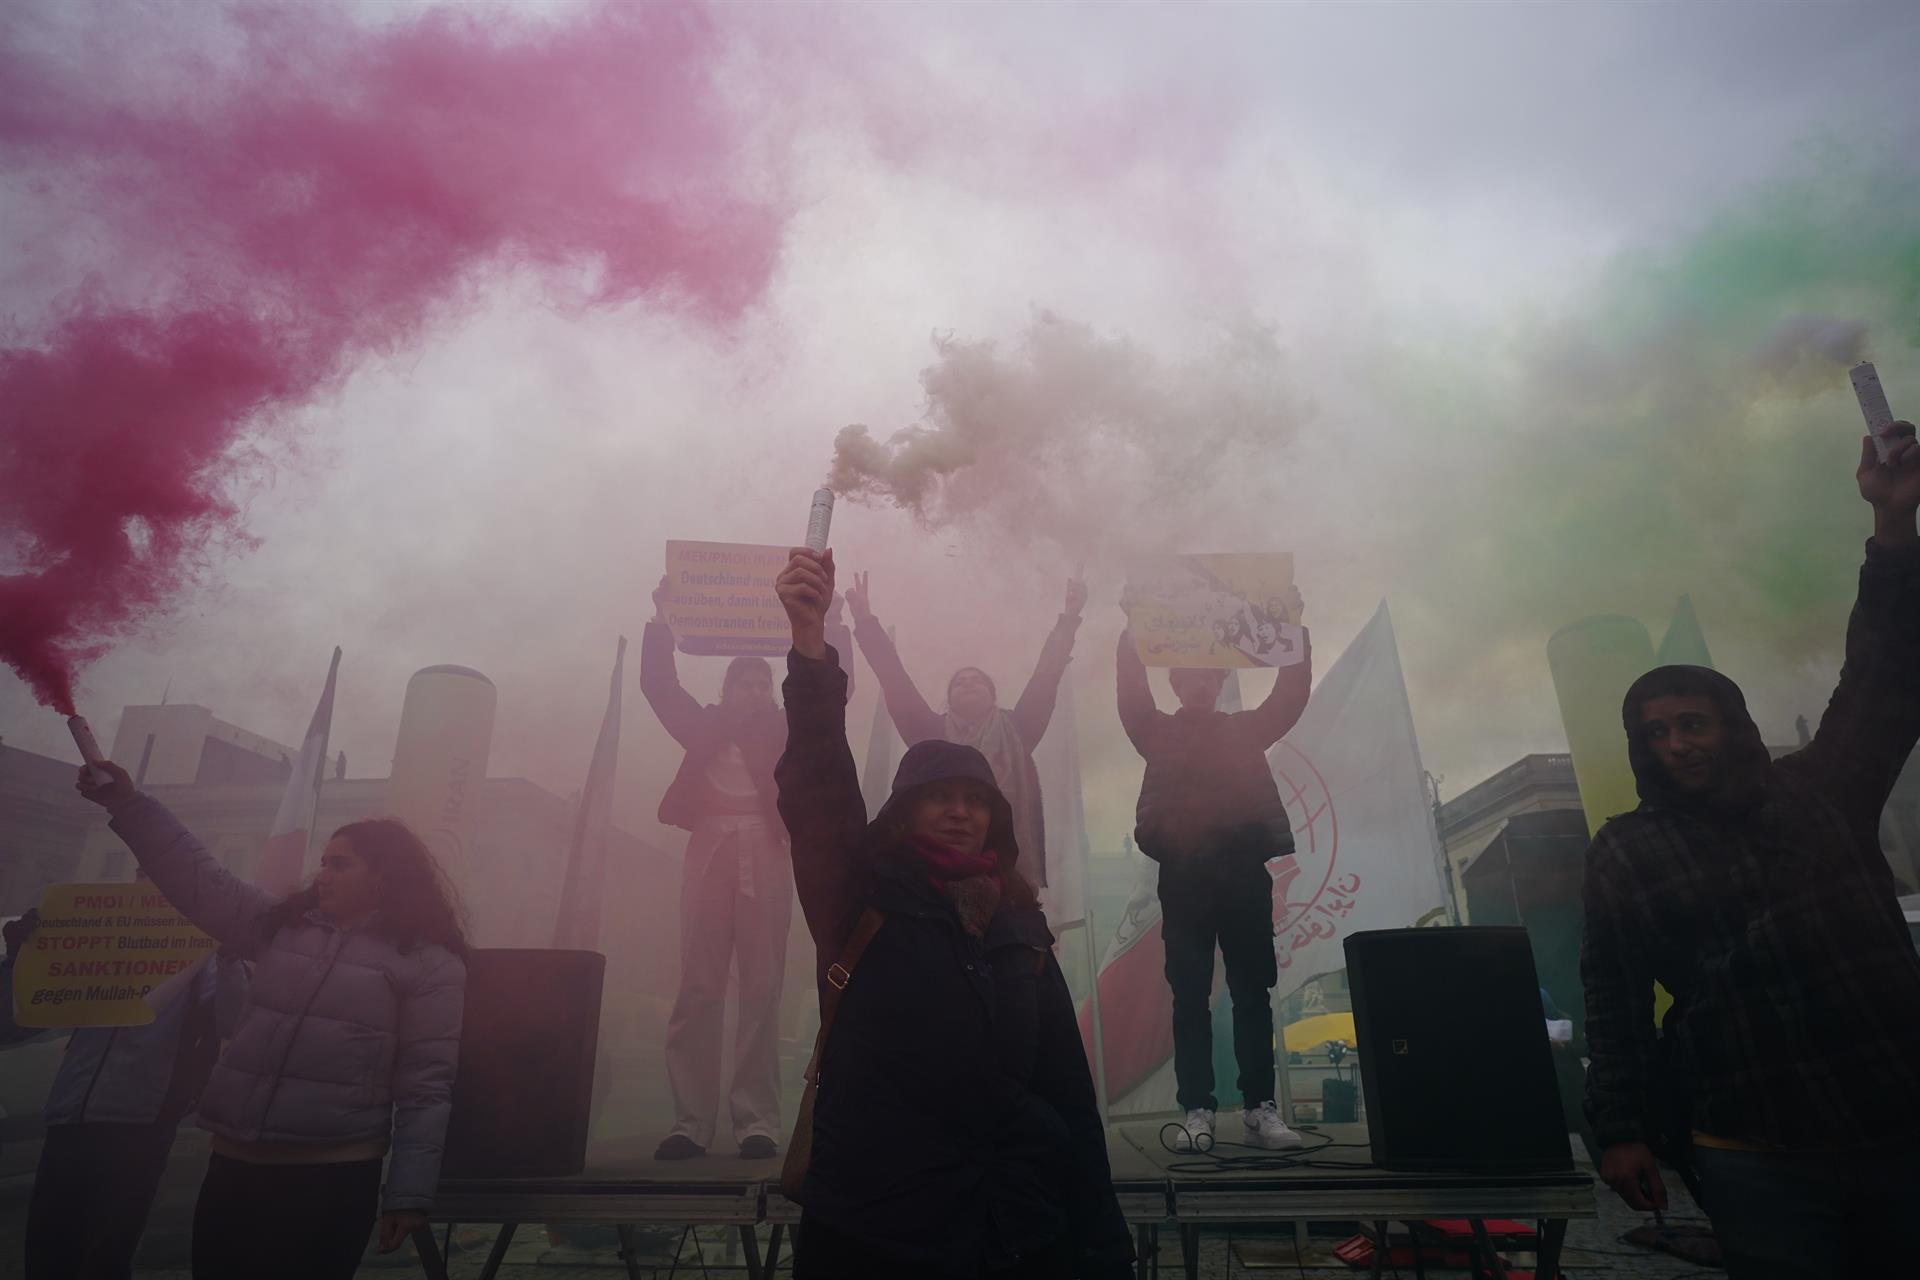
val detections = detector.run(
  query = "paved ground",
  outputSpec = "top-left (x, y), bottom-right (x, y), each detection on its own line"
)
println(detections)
top-left (1, 1137), bottom-right (1724, 1278)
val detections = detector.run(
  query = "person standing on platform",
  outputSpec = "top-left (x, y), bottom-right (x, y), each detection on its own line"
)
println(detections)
top-left (74, 763), bottom-right (467, 1280)
top-left (1581, 422), bottom-right (1920, 1277)
top-left (845, 570), bottom-right (1086, 893)
top-left (3, 910), bottom-right (246, 1280)
top-left (773, 547), bottom-right (1133, 1280)
top-left (1116, 609), bottom-right (1311, 1154)
top-left (641, 577), bottom-right (807, 1161)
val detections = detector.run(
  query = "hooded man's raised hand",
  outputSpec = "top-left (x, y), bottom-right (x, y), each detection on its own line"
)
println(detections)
top-left (1861, 422), bottom-right (1920, 546)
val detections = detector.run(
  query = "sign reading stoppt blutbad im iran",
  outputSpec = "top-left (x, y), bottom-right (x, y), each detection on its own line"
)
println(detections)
top-left (11, 883), bottom-right (216, 1028)
top-left (662, 540), bottom-right (794, 657)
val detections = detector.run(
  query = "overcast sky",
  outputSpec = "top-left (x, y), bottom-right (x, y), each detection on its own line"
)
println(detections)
top-left (4, 0), bottom-right (1918, 858)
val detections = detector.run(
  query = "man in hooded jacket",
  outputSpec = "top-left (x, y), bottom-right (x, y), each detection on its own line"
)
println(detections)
top-left (1581, 425), bottom-right (1920, 1277)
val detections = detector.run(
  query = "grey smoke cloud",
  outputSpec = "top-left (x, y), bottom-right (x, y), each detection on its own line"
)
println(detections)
top-left (1756, 313), bottom-right (1870, 373)
top-left (826, 310), bottom-right (1309, 565)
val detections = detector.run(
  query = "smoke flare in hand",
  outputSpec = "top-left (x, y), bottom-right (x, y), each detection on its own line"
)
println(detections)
top-left (0, 1), bottom-right (783, 713)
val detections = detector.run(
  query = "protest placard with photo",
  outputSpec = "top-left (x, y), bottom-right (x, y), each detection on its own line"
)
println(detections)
top-left (1122, 552), bottom-right (1305, 668)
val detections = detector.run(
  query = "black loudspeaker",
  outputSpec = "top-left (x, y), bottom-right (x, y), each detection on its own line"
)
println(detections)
top-left (441, 948), bottom-right (606, 1179)
top-left (1344, 927), bottom-right (1571, 1173)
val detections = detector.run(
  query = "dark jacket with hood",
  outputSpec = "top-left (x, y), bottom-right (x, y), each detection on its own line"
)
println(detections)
top-left (1116, 631), bottom-right (1312, 862)
top-left (775, 644), bottom-right (1133, 1280)
top-left (1581, 539), bottom-right (1920, 1152)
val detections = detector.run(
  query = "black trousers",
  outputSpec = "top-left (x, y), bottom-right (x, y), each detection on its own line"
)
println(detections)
top-left (25, 1120), bottom-right (182, 1280)
top-left (794, 1215), bottom-right (1075, 1279)
top-left (1159, 854), bottom-right (1277, 1112)
top-left (190, 1152), bottom-right (383, 1280)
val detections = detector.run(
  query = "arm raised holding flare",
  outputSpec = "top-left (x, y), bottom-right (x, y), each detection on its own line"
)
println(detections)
top-left (771, 544), bottom-right (1133, 1278)
top-left (75, 759), bottom-right (467, 1255)
top-left (1580, 419), bottom-right (1920, 1258)
top-left (772, 547), bottom-right (866, 958)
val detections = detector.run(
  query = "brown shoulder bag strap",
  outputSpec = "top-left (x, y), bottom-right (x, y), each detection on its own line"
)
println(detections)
top-left (805, 907), bottom-right (886, 1087)
top-left (782, 908), bottom-right (886, 1201)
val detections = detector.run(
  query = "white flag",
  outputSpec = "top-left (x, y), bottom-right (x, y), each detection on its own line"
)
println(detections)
top-left (1264, 601), bottom-right (1446, 1000)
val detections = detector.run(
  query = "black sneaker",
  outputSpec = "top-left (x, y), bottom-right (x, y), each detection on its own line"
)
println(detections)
top-left (654, 1134), bottom-right (705, 1160)
top-left (739, 1135), bottom-right (779, 1159)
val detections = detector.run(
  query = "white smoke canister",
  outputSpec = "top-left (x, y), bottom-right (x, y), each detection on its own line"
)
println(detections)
top-left (805, 488), bottom-right (834, 553)
top-left (387, 665), bottom-right (497, 915)
top-left (1851, 362), bottom-right (1897, 463)
top-left (67, 715), bottom-right (111, 786)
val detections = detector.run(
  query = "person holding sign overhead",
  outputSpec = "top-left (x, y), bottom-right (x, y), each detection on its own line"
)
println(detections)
top-left (845, 570), bottom-right (1086, 894)
top-left (772, 545), bottom-right (1132, 1280)
top-left (643, 574), bottom-right (798, 1161)
top-left (1115, 582), bottom-right (1311, 1156)
top-left (73, 763), bottom-right (467, 1280)
top-left (3, 908), bottom-right (244, 1280)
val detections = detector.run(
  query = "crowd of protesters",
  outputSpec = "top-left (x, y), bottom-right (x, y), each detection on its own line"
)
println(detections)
top-left (3, 416), bottom-right (1917, 1278)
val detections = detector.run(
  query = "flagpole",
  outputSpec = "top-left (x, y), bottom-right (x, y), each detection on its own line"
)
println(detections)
top-left (301, 647), bottom-right (343, 885)
top-left (1082, 904), bottom-right (1111, 1122)
top-left (1379, 603), bottom-right (1456, 926)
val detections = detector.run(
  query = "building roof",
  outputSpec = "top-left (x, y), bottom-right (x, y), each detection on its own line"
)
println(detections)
top-left (1437, 753), bottom-right (1576, 839)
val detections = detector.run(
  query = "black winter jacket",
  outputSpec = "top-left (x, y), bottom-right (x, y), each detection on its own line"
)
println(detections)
top-left (1116, 631), bottom-right (1311, 862)
top-left (775, 645), bottom-right (1134, 1280)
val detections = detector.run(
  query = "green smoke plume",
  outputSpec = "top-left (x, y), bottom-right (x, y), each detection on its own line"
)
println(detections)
top-left (1396, 147), bottom-right (1920, 749)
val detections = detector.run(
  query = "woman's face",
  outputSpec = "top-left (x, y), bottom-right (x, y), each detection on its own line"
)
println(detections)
top-left (907, 778), bottom-right (995, 855)
top-left (947, 669), bottom-right (996, 722)
top-left (315, 837), bottom-right (381, 924)
top-left (722, 666), bottom-right (774, 712)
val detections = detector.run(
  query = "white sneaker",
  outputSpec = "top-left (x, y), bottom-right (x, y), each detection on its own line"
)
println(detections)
top-left (1181, 1107), bottom-right (1216, 1152)
top-left (1243, 1100), bottom-right (1305, 1150)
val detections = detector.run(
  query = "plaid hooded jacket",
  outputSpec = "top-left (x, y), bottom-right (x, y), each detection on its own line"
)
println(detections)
top-left (1581, 539), bottom-right (1920, 1151)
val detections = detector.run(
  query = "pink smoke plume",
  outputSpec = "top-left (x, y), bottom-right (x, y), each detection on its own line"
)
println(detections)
top-left (0, 2), bottom-right (781, 714)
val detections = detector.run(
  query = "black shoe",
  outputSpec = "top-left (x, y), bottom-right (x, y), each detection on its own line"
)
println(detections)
top-left (654, 1134), bottom-right (705, 1160)
top-left (739, 1135), bottom-right (779, 1159)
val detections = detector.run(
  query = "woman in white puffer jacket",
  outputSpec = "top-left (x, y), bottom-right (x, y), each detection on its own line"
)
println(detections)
top-left (79, 759), bottom-right (468, 1280)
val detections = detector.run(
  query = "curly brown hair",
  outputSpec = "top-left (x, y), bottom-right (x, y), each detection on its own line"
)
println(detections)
top-left (265, 818), bottom-right (470, 956)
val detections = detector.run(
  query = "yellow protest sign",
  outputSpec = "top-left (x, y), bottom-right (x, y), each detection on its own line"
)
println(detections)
top-left (663, 541), bottom-right (793, 657)
top-left (1122, 553), bottom-right (1305, 668)
top-left (11, 883), bottom-right (216, 1028)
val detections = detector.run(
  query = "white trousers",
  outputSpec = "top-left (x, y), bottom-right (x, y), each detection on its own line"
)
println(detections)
top-left (663, 817), bottom-right (793, 1148)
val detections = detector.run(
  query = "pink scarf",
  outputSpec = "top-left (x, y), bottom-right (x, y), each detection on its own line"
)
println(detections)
top-left (911, 837), bottom-right (999, 882)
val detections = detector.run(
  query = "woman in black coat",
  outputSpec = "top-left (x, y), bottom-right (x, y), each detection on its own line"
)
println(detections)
top-left (772, 547), bottom-right (1133, 1280)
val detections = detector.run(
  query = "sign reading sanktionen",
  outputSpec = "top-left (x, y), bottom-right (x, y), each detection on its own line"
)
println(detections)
top-left (11, 883), bottom-right (216, 1028)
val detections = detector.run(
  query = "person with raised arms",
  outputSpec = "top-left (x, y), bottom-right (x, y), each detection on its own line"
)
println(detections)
top-left (845, 569), bottom-right (1086, 895)
top-left (641, 575), bottom-right (796, 1162)
top-left (1115, 589), bottom-right (1311, 1156)
top-left (772, 546), bottom-right (1132, 1280)
top-left (74, 764), bottom-right (466, 1280)
top-left (1581, 422), bottom-right (1920, 1276)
